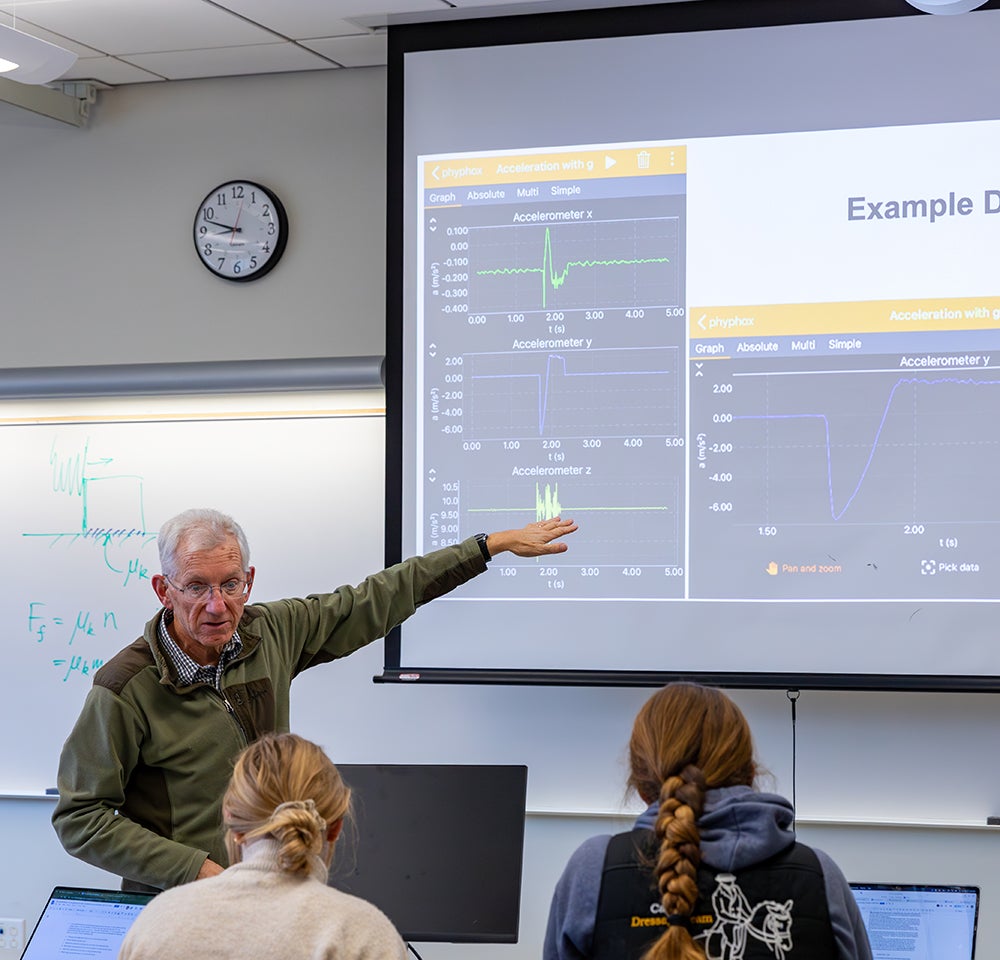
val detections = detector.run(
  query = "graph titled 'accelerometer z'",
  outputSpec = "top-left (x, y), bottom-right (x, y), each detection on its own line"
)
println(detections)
top-left (418, 145), bottom-right (687, 599)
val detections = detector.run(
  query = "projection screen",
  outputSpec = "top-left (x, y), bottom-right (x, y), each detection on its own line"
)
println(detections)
top-left (383, 0), bottom-right (1000, 690)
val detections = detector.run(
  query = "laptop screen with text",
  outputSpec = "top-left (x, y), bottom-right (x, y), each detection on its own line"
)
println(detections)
top-left (849, 883), bottom-right (979, 960)
top-left (20, 886), bottom-right (154, 960)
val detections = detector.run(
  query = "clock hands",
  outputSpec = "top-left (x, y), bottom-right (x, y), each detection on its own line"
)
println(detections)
top-left (230, 199), bottom-right (245, 244)
top-left (206, 221), bottom-right (246, 246)
top-left (204, 200), bottom-right (246, 245)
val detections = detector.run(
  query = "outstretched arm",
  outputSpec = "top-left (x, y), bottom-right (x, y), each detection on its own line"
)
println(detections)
top-left (486, 517), bottom-right (578, 558)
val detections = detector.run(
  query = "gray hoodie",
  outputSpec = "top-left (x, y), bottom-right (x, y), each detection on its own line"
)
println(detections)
top-left (543, 785), bottom-right (872, 960)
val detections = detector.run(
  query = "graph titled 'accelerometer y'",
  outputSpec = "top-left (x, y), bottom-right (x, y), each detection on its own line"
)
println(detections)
top-left (417, 145), bottom-right (687, 600)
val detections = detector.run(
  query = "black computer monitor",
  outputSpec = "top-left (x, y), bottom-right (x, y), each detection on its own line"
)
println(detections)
top-left (328, 764), bottom-right (528, 943)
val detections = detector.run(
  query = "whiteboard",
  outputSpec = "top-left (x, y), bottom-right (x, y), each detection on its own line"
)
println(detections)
top-left (0, 391), bottom-right (385, 794)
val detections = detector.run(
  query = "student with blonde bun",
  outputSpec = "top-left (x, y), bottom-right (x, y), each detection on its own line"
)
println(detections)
top-left (543, 682), bottom-right (871, 960)
top-left (119, 733), bottom-right (406, 960)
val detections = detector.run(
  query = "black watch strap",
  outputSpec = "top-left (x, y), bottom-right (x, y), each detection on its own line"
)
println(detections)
top-left (474, 532), bottom-right (492, 563)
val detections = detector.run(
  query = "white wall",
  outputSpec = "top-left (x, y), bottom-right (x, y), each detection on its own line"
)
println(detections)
top-left (2, 67), bottom-right (1000, 960)
top-left (0, 68), bottom-right (387, 367)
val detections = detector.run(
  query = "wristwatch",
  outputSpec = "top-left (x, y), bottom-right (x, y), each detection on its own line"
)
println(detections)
top-left (474, 532), bottom-right (492, 563)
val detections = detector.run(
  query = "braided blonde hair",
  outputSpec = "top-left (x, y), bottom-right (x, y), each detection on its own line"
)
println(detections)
top-left (223, 733), bottom-right (351, 876)
top-left (627, 683), bottom-right (757, 960)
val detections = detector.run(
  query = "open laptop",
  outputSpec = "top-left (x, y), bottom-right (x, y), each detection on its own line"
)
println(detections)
top-left (20, 886), bottom-right (155, 960)
top-left (850, 882), bottom-right (979, 960)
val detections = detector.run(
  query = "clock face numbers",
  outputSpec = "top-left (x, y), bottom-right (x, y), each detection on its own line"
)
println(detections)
top-left (194, 181), bottom-right (288, 282)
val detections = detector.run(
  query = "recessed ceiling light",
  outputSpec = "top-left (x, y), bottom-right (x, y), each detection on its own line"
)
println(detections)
top-left (906, 0), bottom-right (989, 13)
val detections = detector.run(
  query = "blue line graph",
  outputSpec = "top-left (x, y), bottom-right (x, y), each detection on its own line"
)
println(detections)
top-left (466, 346), bottom-right (680, 440)
top-left (735, 375), bottom-right (1000, 521)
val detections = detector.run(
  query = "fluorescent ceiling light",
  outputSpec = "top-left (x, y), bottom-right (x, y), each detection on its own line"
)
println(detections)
top-left (0, 21), bottom-right (76, 84)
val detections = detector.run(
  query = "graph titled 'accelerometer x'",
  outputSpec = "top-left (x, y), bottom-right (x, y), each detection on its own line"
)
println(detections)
top-left (418, 145), bottom-right (687, 599)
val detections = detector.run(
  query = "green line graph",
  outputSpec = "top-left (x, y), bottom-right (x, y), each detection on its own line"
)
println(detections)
top-left (466, 481), bottom-right (673, 519)
top-left (536, 482), bottom-right (562, 521)
top-left (462, 477), bottom-right (678, 565)
top-left (474, 224), bottom-right (674, 309)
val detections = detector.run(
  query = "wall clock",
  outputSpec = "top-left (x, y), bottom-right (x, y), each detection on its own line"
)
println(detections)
top-left (193, 180), bottom-right (288, 282)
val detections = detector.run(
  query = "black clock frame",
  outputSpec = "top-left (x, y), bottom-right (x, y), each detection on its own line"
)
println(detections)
top-left (193, 179), bottom-right (288, 283)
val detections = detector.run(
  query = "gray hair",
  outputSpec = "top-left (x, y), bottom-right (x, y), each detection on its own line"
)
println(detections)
top-left (157, 508), bottom-right (251, 579)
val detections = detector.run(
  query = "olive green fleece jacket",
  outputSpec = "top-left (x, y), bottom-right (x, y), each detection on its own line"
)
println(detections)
top-left (52, 538), bottom-right (487, 891)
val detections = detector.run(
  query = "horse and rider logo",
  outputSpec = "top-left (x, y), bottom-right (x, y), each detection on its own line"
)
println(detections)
top-left (695, 873), bottom-right (794, 960)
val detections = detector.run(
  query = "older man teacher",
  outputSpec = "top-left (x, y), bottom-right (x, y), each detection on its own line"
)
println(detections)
top-left (52, 506), bottom-right (576, 891)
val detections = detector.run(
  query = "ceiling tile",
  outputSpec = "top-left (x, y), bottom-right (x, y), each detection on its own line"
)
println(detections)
top-left (121, 41), bottom-right (340, 81)
top-left (347, 0), bottom-right (604, 27)
top-left (300, 33), bottom-right (388, 68)
top-left (0, 0), bottom-right (644, 88)
top-left (0, 0), bottom-right (276, 55)
top-left (60, 55), bottom-right (166, 85)
top-left (214, 0), bottom-right (451, 39)
top-left (0, 10), bottom-right (102, 57)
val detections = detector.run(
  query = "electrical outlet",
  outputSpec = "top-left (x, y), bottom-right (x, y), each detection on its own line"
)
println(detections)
top-left (0, 918), bottom-right (24, 956)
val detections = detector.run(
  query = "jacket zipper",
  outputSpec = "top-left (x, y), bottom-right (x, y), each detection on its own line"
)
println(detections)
top-left (218, 690), bottom-right (248, 744)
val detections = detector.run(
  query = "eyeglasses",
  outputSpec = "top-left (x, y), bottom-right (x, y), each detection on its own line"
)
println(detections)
top-left (164, 576), bottom-right (250, 601)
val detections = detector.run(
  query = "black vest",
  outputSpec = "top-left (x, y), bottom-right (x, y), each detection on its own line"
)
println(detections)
top-left (592, 829), bottom-right (838, 960)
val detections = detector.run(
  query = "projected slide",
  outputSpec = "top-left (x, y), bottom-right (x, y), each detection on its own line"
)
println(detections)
top-left (418, 145), bottom-right (687, 599)
top-left (416, 121), bottom-right (1000, 609)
